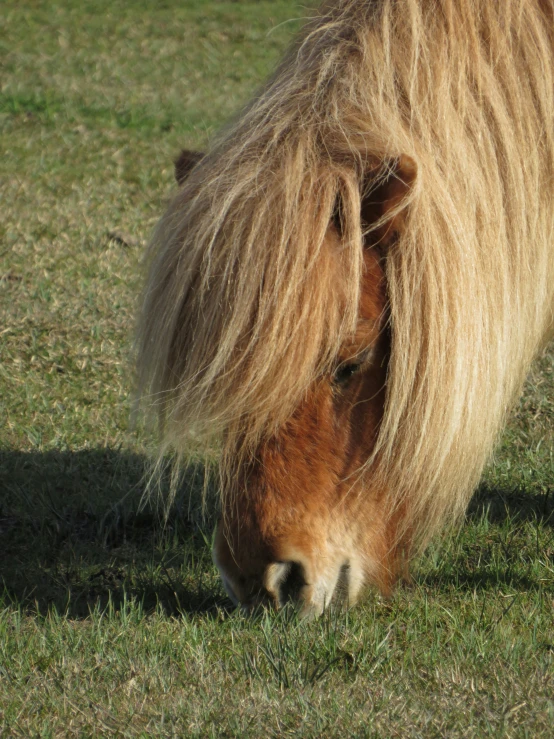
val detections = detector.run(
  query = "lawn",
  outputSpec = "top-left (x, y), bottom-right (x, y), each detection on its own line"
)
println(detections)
top-left (1, 1), bottom-right (553, 736)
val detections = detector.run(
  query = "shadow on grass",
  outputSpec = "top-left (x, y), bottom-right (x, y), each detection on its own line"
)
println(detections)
top-left (419, 482), bottom-right (553, 592)
top-left (468, 482), bottom-right (554, 527)
top-left (1, 449), bottom-right (552, 617)
top-left (420, 568), bottom-right (541, 592)
top-left (0, 448), bottom-right (228, 618)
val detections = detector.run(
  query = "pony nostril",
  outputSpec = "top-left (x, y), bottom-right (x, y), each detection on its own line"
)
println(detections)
top-left (280, 561), bottom-right (306, 604)
top-left (264, 561), bottom-right (306, 607)
top-left (333, 562), bottom-right (351, 604)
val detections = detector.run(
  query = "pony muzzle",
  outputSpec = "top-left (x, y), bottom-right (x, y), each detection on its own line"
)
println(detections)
top-left (213, 527), bottom-right (364, 617)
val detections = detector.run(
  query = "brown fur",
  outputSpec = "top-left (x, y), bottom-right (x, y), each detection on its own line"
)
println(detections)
top-left (137, 0), bottom-right (554, 613)
top-left (214, 239), bottom-right (395, 612)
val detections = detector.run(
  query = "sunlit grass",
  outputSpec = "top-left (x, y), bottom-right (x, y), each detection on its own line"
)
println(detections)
top-left (1, 1), bottom-right (553, 736)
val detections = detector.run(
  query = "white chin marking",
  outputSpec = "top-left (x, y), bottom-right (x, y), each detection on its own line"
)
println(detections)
top-left (303, 559), bottom-right (364, 617)
top-left (346, 555), bottom-right (365, 604)
top-left (220, 573), bottom-right (239, 606)
top-left (213, 549), bottom-right (239, 606)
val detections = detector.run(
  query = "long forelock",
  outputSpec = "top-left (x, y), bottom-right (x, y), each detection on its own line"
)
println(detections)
top-left (137, 135), bottom-right (366, 457)
top-left (137, 0), bottom-right (554, 549)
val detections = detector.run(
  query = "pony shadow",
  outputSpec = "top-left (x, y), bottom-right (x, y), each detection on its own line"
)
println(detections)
top-left (467, 482), bottom-right (554, 527)
top-left (418, 481), bottom-right (553, 593)
top-left (2, 449), bottom-right (551, 612)
top-left (420, 569), bottom-right (540, 592)
top-left (0, 448), bottom-right (229, 618)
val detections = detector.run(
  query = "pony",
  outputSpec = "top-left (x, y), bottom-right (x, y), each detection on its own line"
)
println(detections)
top-left (136, 0), bottom-right (554, 616)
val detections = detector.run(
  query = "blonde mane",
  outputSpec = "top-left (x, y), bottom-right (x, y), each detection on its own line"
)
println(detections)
top-left (137, 0), bottom-right (554, 550)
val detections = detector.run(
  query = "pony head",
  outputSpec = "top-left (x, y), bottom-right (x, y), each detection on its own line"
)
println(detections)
top-left (137, 0), bottom-right (554, 615)
top-left (212, 160), bottom-right (416, 614)
top-left (170, 148), bottom-right (416, 614)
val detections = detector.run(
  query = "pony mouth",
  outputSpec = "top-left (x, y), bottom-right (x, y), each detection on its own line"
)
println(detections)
top-left (214, 535), bottom-right (360, 616)
top-left (258, 558), bottom-right (354, 616)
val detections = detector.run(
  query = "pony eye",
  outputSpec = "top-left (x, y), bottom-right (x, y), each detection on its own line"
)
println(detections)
top-left (333, 363), bottom-right (361, 385)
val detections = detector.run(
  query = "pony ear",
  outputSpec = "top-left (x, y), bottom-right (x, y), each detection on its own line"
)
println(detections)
top-left (361, 154), bottom-right (417, 248)
top-left (174, 149), bottom-right (204, 185)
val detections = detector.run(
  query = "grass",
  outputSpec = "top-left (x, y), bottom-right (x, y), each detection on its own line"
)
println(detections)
top-left (1, 1), bottom-right (553, 736)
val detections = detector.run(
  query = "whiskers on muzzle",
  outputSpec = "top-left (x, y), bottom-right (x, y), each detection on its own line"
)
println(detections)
top-left (216, 557), bottom-right (355, 618)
